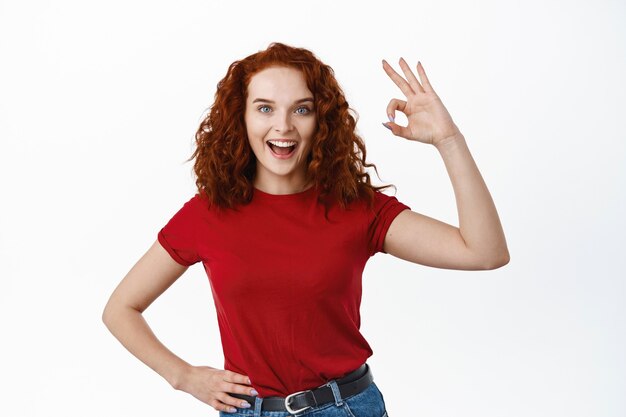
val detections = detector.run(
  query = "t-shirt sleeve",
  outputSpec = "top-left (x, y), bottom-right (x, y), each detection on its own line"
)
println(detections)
top-left (157, 194), bottom-right (202, 266)
top-left (368, 191), bottom-right (411, 257)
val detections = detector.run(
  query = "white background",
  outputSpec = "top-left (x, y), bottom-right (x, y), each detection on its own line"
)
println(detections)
top-left (1, 0), bottom-right (625, 416)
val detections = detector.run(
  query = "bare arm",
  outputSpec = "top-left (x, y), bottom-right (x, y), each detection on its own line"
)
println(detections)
top-left (102, 239), bottom-right (192, 387)
top-left (102, 239), bottom-right (256, 413)
top-left (380, 58), bottom-right (509, 270)
top-left (384, 134), bottom-right (510, 270)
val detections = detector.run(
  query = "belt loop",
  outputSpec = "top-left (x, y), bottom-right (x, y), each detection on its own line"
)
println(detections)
top-left (327, 380), bottom-right (344, 406)
top-left (253, 396), bottom-right (263, 417)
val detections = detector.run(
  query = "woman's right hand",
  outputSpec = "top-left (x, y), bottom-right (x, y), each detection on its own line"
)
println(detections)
top-left (177, 365), bottom-right (258, 413)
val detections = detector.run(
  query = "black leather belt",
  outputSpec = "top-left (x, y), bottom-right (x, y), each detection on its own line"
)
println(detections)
top-left (231, 363), bottom-right (373, 414)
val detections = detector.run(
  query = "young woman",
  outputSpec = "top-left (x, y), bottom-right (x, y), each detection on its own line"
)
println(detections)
top-left (102, 42), bottom-right (509, 417)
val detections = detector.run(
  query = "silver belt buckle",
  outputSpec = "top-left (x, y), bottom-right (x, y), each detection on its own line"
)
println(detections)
top-left (284, 389), bottom-right (313, 414)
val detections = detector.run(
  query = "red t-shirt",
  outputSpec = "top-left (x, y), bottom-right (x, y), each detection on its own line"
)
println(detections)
top-left (157, 185), bottom-right (410, 397)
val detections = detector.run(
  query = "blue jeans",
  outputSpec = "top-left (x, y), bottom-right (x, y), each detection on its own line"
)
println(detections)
top-left (219, 380), bottom-right (389, 417)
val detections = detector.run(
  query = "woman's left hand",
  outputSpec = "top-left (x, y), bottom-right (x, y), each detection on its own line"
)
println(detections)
top-left (382, 58), bottom-right (461, 147)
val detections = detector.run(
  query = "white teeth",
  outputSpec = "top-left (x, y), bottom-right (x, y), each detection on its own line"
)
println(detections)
top-left (268, 140), bottom-right (296, 147)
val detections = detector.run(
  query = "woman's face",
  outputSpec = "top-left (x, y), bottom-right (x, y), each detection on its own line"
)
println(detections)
top-left (244, 66), bottom-right (316, 192)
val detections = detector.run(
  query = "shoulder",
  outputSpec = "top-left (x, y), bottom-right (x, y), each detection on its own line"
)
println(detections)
top-left (192, 189), bottom-right (218, 213)
top-left (371, 189), bottom-right (410, 212)
top-left (162, 192), bottom-right (213, 226)
top-left (336, 187), bottom-right (408, 212)
top-left (178, 192), bottom-right (206, 214)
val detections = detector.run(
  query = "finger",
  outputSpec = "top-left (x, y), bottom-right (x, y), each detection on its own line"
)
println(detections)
top-left (218, 392), bottom-right (253, 410)
top-left (399, 57), bottom-right (425, 94)
top-left (416, 61), bottom-right (435, 93)
top-left (223, 380), bottom-right (258, 396)
top-left (385, 98), bottom-right (407, 122)
top-left (210, 397), bottom-right (239, 413)
top-left (223, 370), bottom-right (252, 386)
top-left (382, 59), bottom-right (415, 97)
top-left (382, 121), bottom-right (412, 139)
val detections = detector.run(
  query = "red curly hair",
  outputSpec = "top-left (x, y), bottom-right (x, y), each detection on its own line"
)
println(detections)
top-left (188, 42), bottom-right (394, 211)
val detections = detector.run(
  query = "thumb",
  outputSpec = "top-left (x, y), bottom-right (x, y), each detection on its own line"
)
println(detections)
top-left (382, 121), bottom-right (410, 138)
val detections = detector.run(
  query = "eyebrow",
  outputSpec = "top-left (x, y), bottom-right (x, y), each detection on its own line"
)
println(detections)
top-left (252, 97), bottom-right (314, 104)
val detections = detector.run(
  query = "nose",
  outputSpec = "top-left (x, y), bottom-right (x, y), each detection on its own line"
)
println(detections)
top-left (273, 110), bottom-right (294, 133)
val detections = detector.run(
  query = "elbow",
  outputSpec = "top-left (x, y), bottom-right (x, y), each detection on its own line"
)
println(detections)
top-left (482, 249), bottom-right (510, 270)
top-left (102, 298), bottom-right (143, 330)
top-left (102, 298), bottom-right (122, 330)
top-left (102, 302), bottom-right (114, 329)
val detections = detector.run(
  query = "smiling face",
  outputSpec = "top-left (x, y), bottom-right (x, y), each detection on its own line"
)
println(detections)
top-left (244, 65), bottom-right (317, 194)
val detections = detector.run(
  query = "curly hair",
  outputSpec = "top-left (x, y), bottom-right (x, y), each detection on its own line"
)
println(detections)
top-left (187, 42), bottom-right (394, 212)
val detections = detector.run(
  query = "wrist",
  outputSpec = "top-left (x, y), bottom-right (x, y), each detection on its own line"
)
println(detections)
top-left (169, 362), bottom-right (194, 391)
top-left (434, 132), bottom-right (466, 153)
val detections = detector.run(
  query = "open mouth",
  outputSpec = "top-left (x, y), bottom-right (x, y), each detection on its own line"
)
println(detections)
top-left (267, 140), bottom-right (297, 158)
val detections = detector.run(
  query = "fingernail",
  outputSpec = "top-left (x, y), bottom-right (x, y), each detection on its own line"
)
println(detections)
top-left (251, 389), bottom-right (259, 396)
top-left (229, 407), bottom-right (237, 413)
top-left (388, 114), bottom-right (395, 123)
top-left (241, 401), bottom-right (251, 408)
top-left (382, 122), bottom-right (392, 130)
top-left (247, 378), bottom-right (251, 384)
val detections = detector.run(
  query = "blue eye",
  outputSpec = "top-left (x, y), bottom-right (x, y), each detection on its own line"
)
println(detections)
top-left (258, 105), bottom-right (271, 113)
top-left (296, 106), bottom-right (311, 115)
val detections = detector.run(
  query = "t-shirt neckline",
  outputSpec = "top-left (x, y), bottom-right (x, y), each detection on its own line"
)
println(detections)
top-left (252, 184), bottom-right (317, 201)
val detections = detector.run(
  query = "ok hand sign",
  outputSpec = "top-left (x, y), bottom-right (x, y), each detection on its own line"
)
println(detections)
top-left (382, 58), bottom-right (462, 148)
